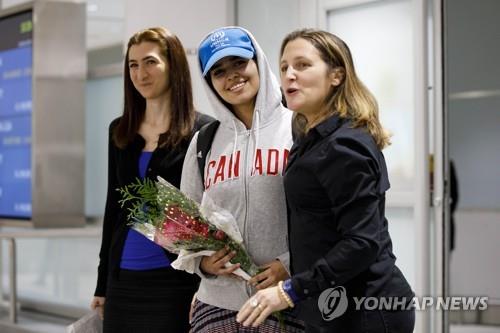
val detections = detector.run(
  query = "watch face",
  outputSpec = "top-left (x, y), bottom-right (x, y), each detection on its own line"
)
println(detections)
top-left (283, 279), bottom-right (300, 303)
top-left (283, 279), bottom-right (294, 294)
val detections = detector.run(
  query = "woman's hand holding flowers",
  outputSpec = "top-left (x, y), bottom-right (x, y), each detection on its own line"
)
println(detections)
top-left (200, 246), bottom-right (241, 277)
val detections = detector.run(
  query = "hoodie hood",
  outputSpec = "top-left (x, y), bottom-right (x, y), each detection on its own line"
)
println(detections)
top-left (198, 26), bottom-right (283, 132)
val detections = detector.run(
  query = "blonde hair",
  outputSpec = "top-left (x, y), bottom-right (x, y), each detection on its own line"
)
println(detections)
top-left (280, 29), bottom-right (391, 149)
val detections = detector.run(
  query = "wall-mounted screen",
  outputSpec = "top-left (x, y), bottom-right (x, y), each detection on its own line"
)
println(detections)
top-left (0, 10), bottom-right (33, 219)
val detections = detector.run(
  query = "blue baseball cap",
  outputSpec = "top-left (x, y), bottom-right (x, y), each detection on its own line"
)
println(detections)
top-left (199, 27), bottom-right (255, 76)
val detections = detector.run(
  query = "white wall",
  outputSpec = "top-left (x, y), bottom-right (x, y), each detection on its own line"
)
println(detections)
top-left (237, 0), bottom-right (318, 77)
top-left (85, 75), bottom-right (122, 217)
top-left (1, 0), bottom-right (27, 8)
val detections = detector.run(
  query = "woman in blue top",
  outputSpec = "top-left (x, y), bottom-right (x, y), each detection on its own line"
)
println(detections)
top-left (90, 27), bottom-right (212, 332)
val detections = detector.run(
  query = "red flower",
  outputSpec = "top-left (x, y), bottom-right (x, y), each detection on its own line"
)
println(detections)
top-left (214, 230), bottom-right (227, 240)
top-left (120, 176), bottom-right (260, 276)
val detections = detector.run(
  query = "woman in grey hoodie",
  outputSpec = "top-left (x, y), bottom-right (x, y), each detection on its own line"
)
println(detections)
top-left (180, 27), bottom-right (304, 332)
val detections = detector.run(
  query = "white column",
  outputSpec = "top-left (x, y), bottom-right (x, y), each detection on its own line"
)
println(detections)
top-left (414, 0), bottom-right (431, 331)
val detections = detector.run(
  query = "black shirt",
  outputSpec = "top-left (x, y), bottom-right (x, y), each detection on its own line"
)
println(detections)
top-left (284, 115), bottom-right (413, 325)
top-left (94, 112), bottom-right (213, 296)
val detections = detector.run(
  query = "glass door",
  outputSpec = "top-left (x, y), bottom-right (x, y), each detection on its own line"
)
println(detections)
top-left (319, 0), bottom-right (446, 332)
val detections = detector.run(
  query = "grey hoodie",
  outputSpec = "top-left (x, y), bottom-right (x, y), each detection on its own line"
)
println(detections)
top-left (180, 27), bottom-right (293, 311)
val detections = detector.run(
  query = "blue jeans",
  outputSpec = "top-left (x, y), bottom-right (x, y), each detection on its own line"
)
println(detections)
top-left (305, 308), bottom-right (415, 333)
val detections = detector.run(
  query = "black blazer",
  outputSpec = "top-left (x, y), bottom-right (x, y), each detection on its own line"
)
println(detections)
top-left (284, 115), bottom-right (413, 326)
top-left (94, 112), bottom-right (213, 296)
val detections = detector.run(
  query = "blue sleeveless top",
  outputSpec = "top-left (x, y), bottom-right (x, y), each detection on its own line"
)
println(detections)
top-left (120, 151), bottom-right (170, 270)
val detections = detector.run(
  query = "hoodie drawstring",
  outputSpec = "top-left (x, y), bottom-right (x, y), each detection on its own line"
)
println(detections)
top-left (251, 110), bottom-right (260, 175)
top-left (231, 118), bottom-right (238, 163)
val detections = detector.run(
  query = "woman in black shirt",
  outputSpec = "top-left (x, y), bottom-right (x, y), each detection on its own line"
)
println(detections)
top-left (237, 29), bottom-right (415, 333)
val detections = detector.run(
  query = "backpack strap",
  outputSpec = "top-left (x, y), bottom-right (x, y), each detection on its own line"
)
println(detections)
top-left (196, 120), bottom-right (220, 184)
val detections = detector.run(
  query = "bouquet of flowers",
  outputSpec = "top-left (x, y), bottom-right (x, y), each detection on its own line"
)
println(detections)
top-left (117, 176), bottom-right (259, 279)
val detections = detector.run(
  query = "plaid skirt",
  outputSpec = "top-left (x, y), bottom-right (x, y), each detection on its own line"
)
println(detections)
top-left (190, 299), bottom-right (305, 333)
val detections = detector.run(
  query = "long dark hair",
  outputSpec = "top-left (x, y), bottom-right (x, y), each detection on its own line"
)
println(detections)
top-left (113, 27), bottom-right (195, 149)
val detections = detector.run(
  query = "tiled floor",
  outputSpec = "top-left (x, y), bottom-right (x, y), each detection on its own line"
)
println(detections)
top-left (0, 309), bottom-right (71, 333)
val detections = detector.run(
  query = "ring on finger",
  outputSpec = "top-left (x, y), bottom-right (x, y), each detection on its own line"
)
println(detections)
top-left (256, 304), bottom-right (264, 312)
top-left (250, 298), bottom-right (259, 308)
